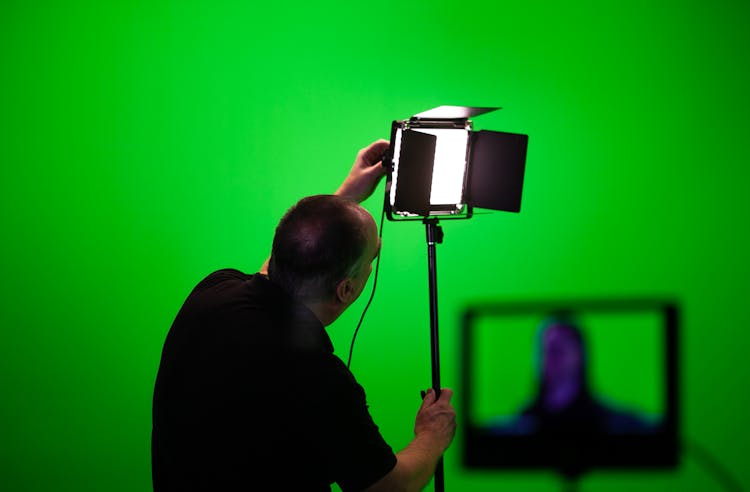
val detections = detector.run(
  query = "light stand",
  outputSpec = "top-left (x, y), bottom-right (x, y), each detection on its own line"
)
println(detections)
top-left (424, 218), bottom-right (445, 492)
top-left (383, 105), bottom-right (529, 492)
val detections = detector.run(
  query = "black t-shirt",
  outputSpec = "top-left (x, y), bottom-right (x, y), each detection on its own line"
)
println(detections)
top-left (152, 269), bottom-right (397, 491)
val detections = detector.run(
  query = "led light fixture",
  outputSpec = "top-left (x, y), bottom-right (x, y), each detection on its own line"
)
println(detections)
top-left (383, 105), bottom-right (529, 220)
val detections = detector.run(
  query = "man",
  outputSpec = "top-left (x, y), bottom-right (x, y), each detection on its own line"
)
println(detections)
top-left (519, 318), bottom-right (654, 435)
top-left (152, 139), bottom-right (456, 491)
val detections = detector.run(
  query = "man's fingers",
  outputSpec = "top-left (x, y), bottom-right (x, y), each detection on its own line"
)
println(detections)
top-left (437, 388), bottom-right (454, 403)
top-left (420, 388), bottom-right (437, 408)
top-left (420, 387), bottom-right (455, 409)
top-left (363, 161), bottom-right (387, 178)
top-left (358, 139), bottom-right (390, 166)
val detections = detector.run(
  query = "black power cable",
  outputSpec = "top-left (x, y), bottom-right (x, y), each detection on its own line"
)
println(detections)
top-left (346, 204), bottom-right (386, 369)
top-left (685, 438), bottom-right (745, 492)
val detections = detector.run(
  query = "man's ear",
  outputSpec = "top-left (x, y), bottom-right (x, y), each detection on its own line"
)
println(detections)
top-left (335, 277), bottom-right (355, 305)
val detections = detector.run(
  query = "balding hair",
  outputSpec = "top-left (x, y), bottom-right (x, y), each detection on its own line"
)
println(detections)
top-left (267, 195), bottom-right (369, 301)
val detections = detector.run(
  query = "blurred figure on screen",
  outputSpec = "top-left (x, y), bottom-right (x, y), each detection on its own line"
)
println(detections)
top-left (499, 316), bottom-right (654, 436)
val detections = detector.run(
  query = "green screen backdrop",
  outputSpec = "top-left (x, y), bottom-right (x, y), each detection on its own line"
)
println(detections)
top-left (2, 1), bottom-right (749, 491)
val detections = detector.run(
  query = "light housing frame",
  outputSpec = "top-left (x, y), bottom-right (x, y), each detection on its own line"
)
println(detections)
top-left (383, 105), bottom-right (529, 221)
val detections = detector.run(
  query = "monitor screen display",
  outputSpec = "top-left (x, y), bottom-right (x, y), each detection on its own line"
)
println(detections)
top-left (461, 299), bottom-right (679, 474)
top-left (389, 126), bottom-right (470, 216)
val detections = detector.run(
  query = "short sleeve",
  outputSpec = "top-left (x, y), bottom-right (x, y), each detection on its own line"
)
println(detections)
top-left (293, 354), bottom-right (397, 491)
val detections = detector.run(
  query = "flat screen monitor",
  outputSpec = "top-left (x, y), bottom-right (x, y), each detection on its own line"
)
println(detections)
top-left (461, 299), bottom-right (679, 475)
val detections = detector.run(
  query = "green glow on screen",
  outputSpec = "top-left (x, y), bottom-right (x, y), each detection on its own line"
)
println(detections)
top-left (472, 311), bottom-right (664, 425)
top-left (1, 1), bottom-right (749, 491)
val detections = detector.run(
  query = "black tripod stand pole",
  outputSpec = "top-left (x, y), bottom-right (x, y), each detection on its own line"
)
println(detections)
top-left (424, 218), bottom-right (445, 492)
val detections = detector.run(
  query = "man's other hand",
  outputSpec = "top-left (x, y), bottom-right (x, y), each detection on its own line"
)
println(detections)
top-left (414, 388), bottom-right (456, 454)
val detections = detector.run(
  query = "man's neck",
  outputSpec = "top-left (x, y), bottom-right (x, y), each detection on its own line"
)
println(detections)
top-left (303, 300), bottom-right (342, 327)
top-left (543, 380), bottom-right (582, 413)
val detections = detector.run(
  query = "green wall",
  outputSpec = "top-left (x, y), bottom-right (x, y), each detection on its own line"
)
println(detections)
top-left (1, 1), bottom-right (748, 490)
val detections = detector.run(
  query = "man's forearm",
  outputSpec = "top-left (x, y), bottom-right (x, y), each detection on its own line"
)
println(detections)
top-left (394, 434), bottom-right (446, 491)
top-left (365, 434), bottom-right (446, 492)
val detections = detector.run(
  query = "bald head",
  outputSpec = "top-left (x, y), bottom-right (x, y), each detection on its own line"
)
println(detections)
top-left (268, 195), bottom-right (375, 303)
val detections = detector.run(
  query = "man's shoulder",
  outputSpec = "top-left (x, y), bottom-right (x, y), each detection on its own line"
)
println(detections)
top-left (185, 269), bottom-right (274, 302)
top-left (194, 268), bottom-right (256, 290)
top-left (172, 269), bottom-right (274, 329)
